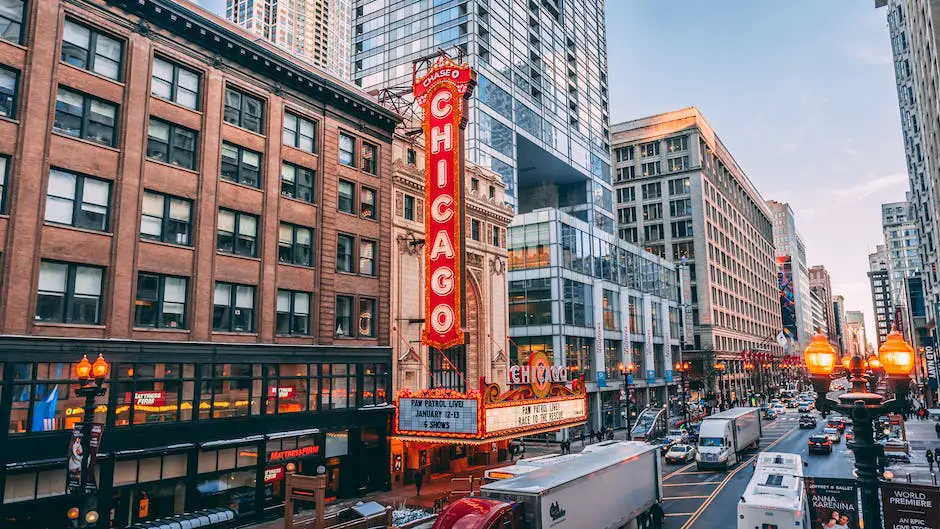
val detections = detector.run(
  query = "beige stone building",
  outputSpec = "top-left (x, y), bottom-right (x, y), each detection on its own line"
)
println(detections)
top-left (390, 128), bottom-right (513, 395)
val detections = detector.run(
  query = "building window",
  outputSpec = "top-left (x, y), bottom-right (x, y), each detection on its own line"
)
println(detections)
top-left (276, 290), bottom-right (310, 335)
top-left (509, 278), bottom-right (551, 326)
top-left (220, 142), bottom-right (262, 188)
top-left (667, 156), bottom-right (689, 173)
top-left (135, 273), bottom-right (187, 329)
top-left (471, 219), bottom-right (481, 241)
top-left (151, 57), bottom-right (199, 110)
top-left (358, 298), bottom-right (376, 337)
top-left (361, 142), bottom-right (377, 174)
top-left (223, 87), bottom-right (264, 133)
top-left (339, 132), bottom-right (356, 167)
top-left (35, 261), bottom-right (103, 324)
top-left (217, 209), bottom-right (258, 257)
top-left (673, 241), bottom-right (695, 260)
top-left (53, 87), bottom-right (117, 146)
top-left (620, 227), bottom-right (638, 244)
top-left (335, 295), bottom-right (353, 337)
top-left (278, 223), bottom-right (313, 267)
top-left (283, 112), bottom-right (316, 153)
top-left (616, 166), bottom-right (636, 181)
top-left (628, 296), bottom-right (643, 334)
top-left (508, 222), bottom-right (550, 270)
top-left (146, 118), bottom-right (197, 169)
top-left (644, 223), bottom-right (664, 242)
top-left (564, 336), bottom-right (593, 381)
top-left (0, 155), bottom-right (8, 213)
top-left (337, 233), bottom-right (355, 273)
top-left (617, 207), bottom-right (636, 224)
top-left (669, 198), bottom-right (692, 217)
top-left (403, 194), bottom-right (415, 221)
top-left (671, 220), bottom-right (693, 238)
top-left (44, 168), bottom-right (110, 232)
top-left (406, 148), bottom-right (416, 165)
top-left (338, 179), bottom-right (355, 213)
top-left (0, 66), bottom-right (17, 118)
top-left (213, 282), bottom-right (255, 332)
top-left (0, 0), bottom-right (24, 44)
top-left (562, 279), bottom-right (593, 327)
top-left (641, 161), bottom-right (661, 177)
top-left (640, 141), bottom-right (660, 157)
top-left (641, 182), bottom-right (661, 200)
top-left (603, 289), bottom-right (620, 331)
top-left (668, 177), bottom-right (691, 195)
top-left (665, 136), bottom-right (688, 153)
top-left (492, 226), bottom-right (500, 246)
top-left (140, 191), bottom-right (192, 246)
top-left (359, 239), bottom-right (377, 276)
top-left (360, 186), bottom-right (377, 219)
top-left (280, 162), bottom-right (315, 203)
top-left (642, 203), bottom-right (662, 221)
top-left (61, 20), bottom-right (122, 81)
top-left (614, 145), bottom-right (634, 162)
top-left (616, 187), bottom-right (635, 203)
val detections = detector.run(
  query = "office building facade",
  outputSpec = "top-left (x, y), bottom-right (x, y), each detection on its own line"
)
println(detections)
top-left (508, 208), bottom-right (681, 432)
top-left (352, 0), bottom-right (613, 230)
top-left (767, 200), bottom-right (812, 350)
top-left (808, 265), bottom-right (838, 346)
top-left (869, 268), bottom-right (893, 345)
top-left (878, 0), bottom-right (940, 316)
top-left (882, 200), bottom-right (923, 304)
top-left (610, 108), bottom-right (783, 401)
top-left (226, 0), bottom-right (352, 79)
top-left (0, 0), bottom-right (399, 526)
top-left (810, 288), bottom-right (827, 337)
top-left (832, 294), bottom-right (848, 354)
top-left (845, 311), bottom-right (869, 357)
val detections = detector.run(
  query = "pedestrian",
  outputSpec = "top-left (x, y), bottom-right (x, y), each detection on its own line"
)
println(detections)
top-left (935, 421), bottom-right (940, 439)
top-left (926, 449), bottom-right (934, 473)
top-left (414, 468), bottom-right (425, 496)
top-left (649, 501), bottom-right (665, 529)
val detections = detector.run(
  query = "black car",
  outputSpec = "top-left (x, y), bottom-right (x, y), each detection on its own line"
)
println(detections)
top-left (808, 434), bottom-right (833, 454)
top-left (799, 415), bottom-right (817, 429)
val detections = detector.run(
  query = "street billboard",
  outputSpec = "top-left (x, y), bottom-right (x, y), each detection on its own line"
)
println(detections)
top-left (777, 255), bottom-right (798, 342)
top-left (881, 482), bottom-right (940, 529)
top-left (804, 477), bottom-right (860, 529)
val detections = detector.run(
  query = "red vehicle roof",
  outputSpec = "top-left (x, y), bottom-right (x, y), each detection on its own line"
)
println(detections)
top-left (432, 498), bottom-right (513, 529)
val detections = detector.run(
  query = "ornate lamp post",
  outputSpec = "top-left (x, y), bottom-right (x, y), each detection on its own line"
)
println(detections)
top-left (713, 361), bottom-right (727, 407)
top-left (674, 361), bottom-right (691, 426)
top-left (744, 362), bottom-right (755, 403)
top-left (619, 362), bottom-right (636, 439)
top-left (804, 329), bottom-right (914, 529)
top-left (68, 354), bottom-right (110, 528)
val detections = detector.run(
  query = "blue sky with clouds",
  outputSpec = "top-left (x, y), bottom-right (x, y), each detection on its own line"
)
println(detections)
top-left (196, 0), bottom-right (901, 344)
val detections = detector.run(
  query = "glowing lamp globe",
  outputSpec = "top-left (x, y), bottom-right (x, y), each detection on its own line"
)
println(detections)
top-left (75, 355), bottom-right (92, 382)
top-left (878, 329), bottom-right (915, 377)
top-left (91, 354), bottom-right (110, 379)
top-left (803, 332), bottom-right (836, 377)
top-left (867, 355), bottom-right (882, 371)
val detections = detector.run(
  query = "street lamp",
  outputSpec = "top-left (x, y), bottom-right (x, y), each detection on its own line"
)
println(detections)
top-left (804, 329), bottom-right (914, 529)
top-left (619, 362), bottom-right (636, 439)
top-left (674, 361), bottom-right (691, 427)
top-left (744, 362), bottom-right (755, 403)
top-left (713, 361), bottom-right (727, 407)
top-left (70, 353), bottom-right (110, 528)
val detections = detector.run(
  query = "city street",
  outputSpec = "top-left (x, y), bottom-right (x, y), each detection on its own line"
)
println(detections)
top-left (662, 411), bottom-right (853, 529)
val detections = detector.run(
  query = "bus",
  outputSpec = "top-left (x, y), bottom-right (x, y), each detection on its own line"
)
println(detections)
top-left (737, 452), bottom-right (809, 529)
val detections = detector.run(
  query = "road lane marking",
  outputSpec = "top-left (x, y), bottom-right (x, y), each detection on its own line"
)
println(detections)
top-left (663, 482), bottom-right (720, 487)
top-left (663, 462), bottom-right (696, 479)
top-left (679, 425), bottom-right (799, 529)
top-left (663, 495), bottom-right (710, 500)
top-left (665, 513), bottom-right (695, 517)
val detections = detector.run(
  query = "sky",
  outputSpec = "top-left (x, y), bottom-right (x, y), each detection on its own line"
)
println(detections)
top-left (608, 1), bottom-right (904, 347)
top-left (196, 0), bottom-right (902, 345)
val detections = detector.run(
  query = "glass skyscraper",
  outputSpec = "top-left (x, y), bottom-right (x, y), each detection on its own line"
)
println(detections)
top-left (353, 0), bottom-right (612, 229)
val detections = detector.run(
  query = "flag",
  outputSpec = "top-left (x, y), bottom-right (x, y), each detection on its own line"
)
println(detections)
top-left (32, 384), bottom-right (59, 432)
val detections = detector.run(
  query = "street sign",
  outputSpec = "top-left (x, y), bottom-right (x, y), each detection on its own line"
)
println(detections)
top-left (881, 482), bottom-right (940, 529)
top-left (804, 477), bottom-right (860, 529)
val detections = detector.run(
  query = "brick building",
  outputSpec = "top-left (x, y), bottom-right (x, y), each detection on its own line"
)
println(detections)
top-left (0, 0), bottom-right (398, 526)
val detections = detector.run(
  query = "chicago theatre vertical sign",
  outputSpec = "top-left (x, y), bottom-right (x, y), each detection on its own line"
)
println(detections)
top-left (414, 56), bottom-right (475, 355)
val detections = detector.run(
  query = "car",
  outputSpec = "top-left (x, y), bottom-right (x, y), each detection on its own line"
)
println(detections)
top-left (764, 408), bottom-right (778, 420)
top-left (797, 403), bottom-right (809, 413)
top-left (772, 404), bottom-right (787, 415)
top-left (799, 415), bottom-right (817, 429)
top-left (827, 418), bottom-right (847, 433)
top-left (665, 443), bottom-right (697, 463)
top-left (786, 399), bottom-right (798, 408)
top-left (666, 429), bottom-right (688, 444)
top-left (759, 403), bottom-right (769, 412)
top-left (822, 427), bottom-right (841, 443)
top-left (845, 428), bottom-right (854, 441)
top-left (654, 437), bottom-right (677, 454)
top-left (808, 434), bottom-right (833, 454)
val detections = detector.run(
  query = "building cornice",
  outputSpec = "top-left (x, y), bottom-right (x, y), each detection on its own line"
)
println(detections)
top-left (104, 0), bottom-right (401, 133)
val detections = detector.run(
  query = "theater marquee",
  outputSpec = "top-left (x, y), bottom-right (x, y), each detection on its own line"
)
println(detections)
top-left (413, 55), bottom-right (475, 351)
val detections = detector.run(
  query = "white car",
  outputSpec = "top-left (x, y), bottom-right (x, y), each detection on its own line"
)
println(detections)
top-left (772, 404), bottom-right (787, 415)
top-left (822, 427), bottom-right (841, 443)
top-left (665, 443), bottom-right (696, 463)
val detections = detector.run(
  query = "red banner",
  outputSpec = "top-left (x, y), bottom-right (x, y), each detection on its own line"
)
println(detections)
top-left (267, 386), bottom-right (296, 399)
top-left (415, 56), bottom-right (474, 351)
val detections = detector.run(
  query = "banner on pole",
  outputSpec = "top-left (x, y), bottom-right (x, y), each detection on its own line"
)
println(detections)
top-left (881, 482), bottom-right (940, 529)
top-left (804, 477), bottom-right (860, 529)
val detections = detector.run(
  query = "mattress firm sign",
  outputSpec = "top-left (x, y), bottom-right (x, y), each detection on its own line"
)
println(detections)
top-left (398, 398), bottom-right (479, 434)
top-left (486, 399), bottom-right (586, 434)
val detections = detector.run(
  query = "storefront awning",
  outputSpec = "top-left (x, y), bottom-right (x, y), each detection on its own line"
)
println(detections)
top-left (114, 443), bottom-right (194, 459)
top-left (265, 428), bottom-right (320, 440)
top-left (199, 435), bottom-right (264, 448)
top-left (6, 457), bottom-right (66, 471)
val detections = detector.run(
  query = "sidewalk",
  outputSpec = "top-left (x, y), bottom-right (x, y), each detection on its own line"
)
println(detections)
top-left (242, 443), bottom-right (560, 529)
top-left (884, 417), bottom-right (940, 485)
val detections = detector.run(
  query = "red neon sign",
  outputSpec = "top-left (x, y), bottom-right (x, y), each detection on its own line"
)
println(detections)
top-left (268, 445), bottom-right (319, 462)
top-left (414, 56), bottom-right (474, 351)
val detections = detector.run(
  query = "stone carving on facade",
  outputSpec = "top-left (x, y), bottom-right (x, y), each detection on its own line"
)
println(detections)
top-left (396, 232), bottom-right (423, 256)
top-left (133, 19), bottom-right (152, 37)
top-left (466, 252), bottom-right (484, 269)
top-left (488, 256), bottom-right (506, 276)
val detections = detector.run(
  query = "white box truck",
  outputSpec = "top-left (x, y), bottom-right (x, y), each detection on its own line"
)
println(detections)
top-left (695, 407), bottom-right (762, 470)
top-left (433, 442), bottom-right (662, 529)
